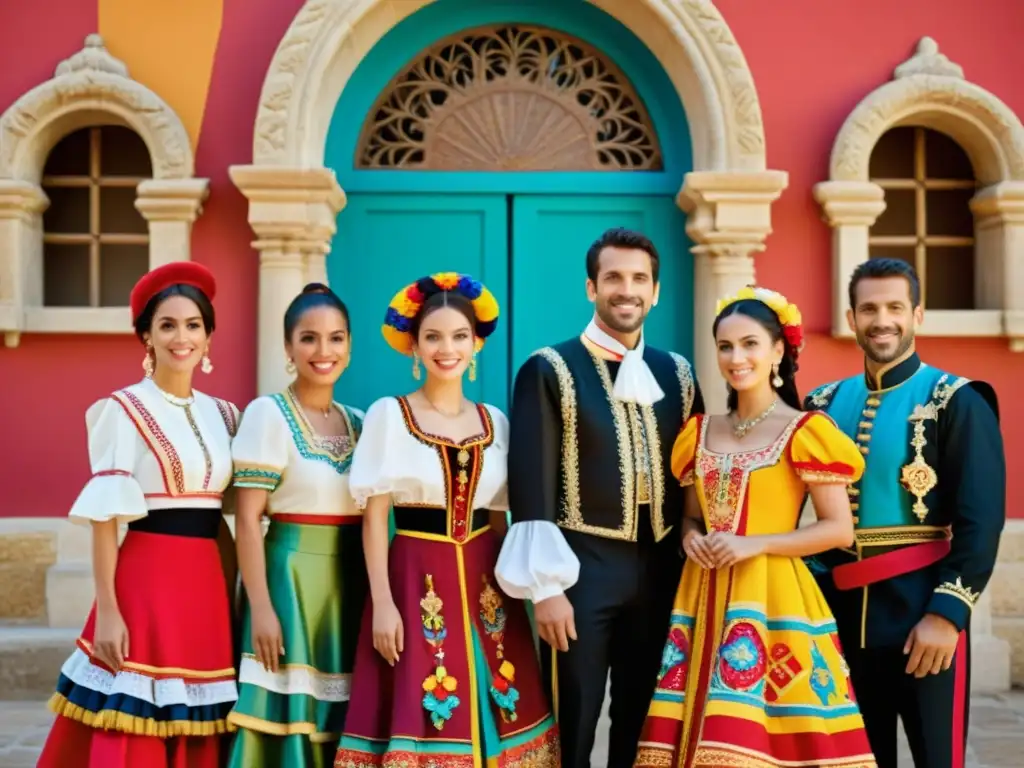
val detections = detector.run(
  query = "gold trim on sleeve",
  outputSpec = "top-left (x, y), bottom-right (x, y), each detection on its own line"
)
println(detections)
top-left (934, 576), bottom-right (979, 609)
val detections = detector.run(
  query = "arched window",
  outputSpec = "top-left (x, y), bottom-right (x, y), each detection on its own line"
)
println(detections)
top-left (815, 37), bottom-right (1024, 349)
top-left (868, 126), bottom-right (976, 310)
top-left (42, 126), bottom-right (151, 308)
top-left (0, 35), bottom-right (208, 347)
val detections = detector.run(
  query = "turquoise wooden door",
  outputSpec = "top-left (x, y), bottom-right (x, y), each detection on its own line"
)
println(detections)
top-left (510, 196), bottom-right (694, 375)
top-left (331, 193), bottom-right (691, 412)
top-left (331, 194), bottom-right (509, 412)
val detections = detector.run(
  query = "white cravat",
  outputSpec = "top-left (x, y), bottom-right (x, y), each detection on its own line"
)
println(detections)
top-left (583, 319), bottom-right (665, 405)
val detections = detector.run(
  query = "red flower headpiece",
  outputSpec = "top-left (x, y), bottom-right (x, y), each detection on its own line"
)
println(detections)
top-left (129, 262), bottom-right (217, 325)
top-left (716, 286), bottom-right (804, 359)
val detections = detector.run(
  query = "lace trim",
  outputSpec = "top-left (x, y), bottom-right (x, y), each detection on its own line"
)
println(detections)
top-left (238, 655), bottom-right (352, 702)
top-left (61, 648), bottom-right (237, 707)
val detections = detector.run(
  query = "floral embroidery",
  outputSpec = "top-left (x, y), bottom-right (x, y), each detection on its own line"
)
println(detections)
top-left (808, 642), bottom-right (836, 705)
top-left (697, 415), bottom-right (803, 534)
top-left (764, 643), bottom-right (804, 702)
top-left (656, 627), bottom-right (690, 692)
top-left (479, 575), bottom-right (519, 722)
top-left (272, 391), bottom-right (357, 475)
top-left (420, 574), bottom-right (459, 729)
top-left (830, 633), bottom-right (855, 702)
top-left (717, 622), bottom-right (767, 691)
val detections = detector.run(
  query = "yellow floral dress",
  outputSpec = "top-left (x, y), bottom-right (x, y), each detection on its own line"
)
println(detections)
top-left (634, 412), bottom-right (877, 768)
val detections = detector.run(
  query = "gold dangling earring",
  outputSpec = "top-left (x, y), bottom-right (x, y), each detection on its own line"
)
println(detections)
top-left (285, 358), bottom-right (297, 375)
top-left (468, 354), bottom-right (477, 382)
top-left (772, 363), bottom-right (783, 389)
top-left (201, 351), bottom-right (214, 374)
top-left (142, 344), bottom-right (155, 378)
top-left (412, 352), bottom-right (421, 380)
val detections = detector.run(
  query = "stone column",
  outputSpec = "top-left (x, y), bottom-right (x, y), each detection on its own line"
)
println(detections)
top-left (229, 166), bottom-right (346, 395)
top-left (971, 181), bottom-right (1024, 351)
top-left (0, 180), bottom-right (48, 348)
top-left (135, 179), bottom-right (210, 267)
top-left (678, 171), bottom-right (789, 412)
top-left (813, 180), bottom-right (886, 337)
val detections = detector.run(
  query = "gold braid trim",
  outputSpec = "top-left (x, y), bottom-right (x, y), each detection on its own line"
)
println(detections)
top-left (934, 576), bottom-right (980, 609)
top-left (48, 692), bottom-right (236, 738)
top-left (693, 744), bottom-right (877, 767)
top-left (635, 746), bottom-right (675, 767)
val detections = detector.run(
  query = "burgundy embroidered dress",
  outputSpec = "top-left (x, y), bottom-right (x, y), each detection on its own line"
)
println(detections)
top-left (334, 396), bottom-right (559, 768)
top-left (37, 378), bottom-right (239, 768)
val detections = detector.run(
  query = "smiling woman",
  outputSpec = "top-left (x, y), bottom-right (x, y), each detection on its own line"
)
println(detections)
top-left (227, 281), bottom-right (368, 768)
top-left (37, 261), bottom-right (241, 768)
top-left (334, 271), bottom-right (559, 768)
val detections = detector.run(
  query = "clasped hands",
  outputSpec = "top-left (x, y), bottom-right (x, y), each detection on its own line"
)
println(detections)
top-left (683, 529), bottom-right (764, 569)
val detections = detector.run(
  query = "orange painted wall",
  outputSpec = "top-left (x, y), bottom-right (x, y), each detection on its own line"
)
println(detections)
top-left (0, 0), bottom-right (1020, 517)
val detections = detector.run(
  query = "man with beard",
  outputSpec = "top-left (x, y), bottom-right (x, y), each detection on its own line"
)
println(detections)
top-left (805, 258), bottom-right (1005, 768)
top-left (495, 227), bottom-right (703, 768)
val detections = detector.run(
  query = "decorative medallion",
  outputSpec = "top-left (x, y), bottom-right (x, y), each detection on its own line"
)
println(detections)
top-left (357, 25), bottom-right (662, 171)
top-left (717, 621), bottom-right (767, 691)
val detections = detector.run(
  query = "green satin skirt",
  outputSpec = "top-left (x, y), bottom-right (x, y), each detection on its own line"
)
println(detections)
top-left (227, 520), bottom-right (367, 768)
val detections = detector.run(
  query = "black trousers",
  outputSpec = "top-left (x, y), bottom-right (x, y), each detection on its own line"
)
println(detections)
top-left (541, 516), bottom-right (681, 768)
top-left (844, 632), bottom-right (971, 768)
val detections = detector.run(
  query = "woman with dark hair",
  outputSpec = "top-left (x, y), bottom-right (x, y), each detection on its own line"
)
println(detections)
top-left (633, 287), bottom-right (878, 768)
top-left (37, 262), bottom-right (240, 768)
top-left (334, 273), bottom-right (559, 768)
top-left (226, 282), bottom-right (367, 768)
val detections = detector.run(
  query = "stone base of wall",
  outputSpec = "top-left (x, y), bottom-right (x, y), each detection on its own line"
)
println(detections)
top-left (991, 519), bottom-right (1024, 687)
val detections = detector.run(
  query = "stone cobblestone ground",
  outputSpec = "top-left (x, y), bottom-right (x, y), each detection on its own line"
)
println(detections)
top-left (2, 692), bottom-right (1022, 767)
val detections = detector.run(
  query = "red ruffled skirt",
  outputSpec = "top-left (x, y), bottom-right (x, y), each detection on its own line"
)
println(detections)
top-left (37, 528), bottom-right (237, 768)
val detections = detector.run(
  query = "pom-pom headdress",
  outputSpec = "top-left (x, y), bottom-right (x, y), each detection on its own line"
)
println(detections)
top-left (129, 261), bottom-right (216, 325)
top-left (716, 285), bottom-right (804, 356)
top-left (382, 272), bottom-right (499, 356)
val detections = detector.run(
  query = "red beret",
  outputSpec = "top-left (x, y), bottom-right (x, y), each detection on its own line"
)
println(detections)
top-left (130, 262), bottom-right (217, 323)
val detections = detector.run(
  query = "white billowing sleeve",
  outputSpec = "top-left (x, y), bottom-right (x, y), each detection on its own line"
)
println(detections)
top-left (231, 397), bottom-right (289, 493)
top-left (68, 398), bottom-right (147, 525)
top-left (347, 398), bottom-right (394, 509)
top-left (485, 405), bottom-right (510, 511)
top-left (495, 520), bottom-right (580, 603)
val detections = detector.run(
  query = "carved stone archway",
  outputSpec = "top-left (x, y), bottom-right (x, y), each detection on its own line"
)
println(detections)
top-left (232, 0), bottom-right (788, 401)
top-left (0, 35), bottom-right (209, 347)
top-left (0, 35), bottom-right (194, 183)
top-left (815, 37), bottom-right (1024, 349)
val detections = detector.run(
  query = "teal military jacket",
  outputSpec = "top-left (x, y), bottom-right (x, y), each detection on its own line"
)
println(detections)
top-left (805, 353), bottom-right (1004, 649)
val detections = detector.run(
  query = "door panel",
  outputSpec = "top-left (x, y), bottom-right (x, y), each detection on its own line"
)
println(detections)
top-left (509, 195), bottom-right (693, 378)
top-left (329, 194), bottom-right (510, 412)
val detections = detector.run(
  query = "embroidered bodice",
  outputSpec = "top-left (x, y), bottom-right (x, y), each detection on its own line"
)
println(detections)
top-left (672, 412), bottom-right (864, 536)
top-left (68, 378), bottom-right (239, 524)
top-left (348, 396), bottom-right (509, 520)
top-left (232, 390), bottom-right (364, 518)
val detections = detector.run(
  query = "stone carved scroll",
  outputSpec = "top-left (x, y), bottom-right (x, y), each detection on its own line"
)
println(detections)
top-left (0, 34), bottom-right (193, 181)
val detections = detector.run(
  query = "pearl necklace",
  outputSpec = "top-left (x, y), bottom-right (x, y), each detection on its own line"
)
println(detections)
top-left (149, 379), bottom-right (195, 407)
top-left (731, 398), bottom-right (778, 439)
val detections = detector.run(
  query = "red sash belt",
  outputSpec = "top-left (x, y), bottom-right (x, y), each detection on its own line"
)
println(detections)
top-left (833, 539), bottom-right (951, 590)
top-left (273, 513), bottom-right (362, 526)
